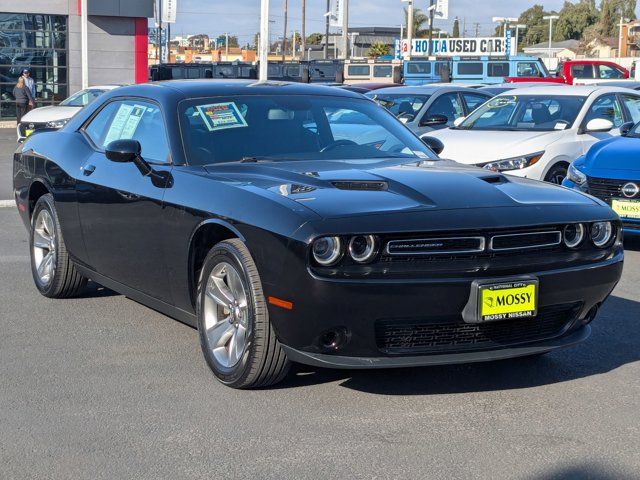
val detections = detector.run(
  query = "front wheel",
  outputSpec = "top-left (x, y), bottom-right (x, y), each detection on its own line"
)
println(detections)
top-left (197, 239), bottom-right (290, 389)
top-left (544, 163), bottom-right (568, 184)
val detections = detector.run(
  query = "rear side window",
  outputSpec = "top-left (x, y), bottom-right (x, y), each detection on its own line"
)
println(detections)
top-left (457, 62), bottom-right (483, 75)
top-left (517, 62), bottom-right (542, 77)
top-left (84, 99), bottom-right (170, 164)
top-left (348, 65), bottom-right (370, 76)
top-left (373, 65), bottom-right (393, 78)
top-left (571, 64), bottom-right (594, 79)
top-left (406, 62), bottom-right (431, 74)
top-left (487, 62), bottom-right (509, 77)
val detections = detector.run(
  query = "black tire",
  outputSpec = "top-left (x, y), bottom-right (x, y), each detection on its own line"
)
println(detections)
top-left (196, 239), bottom-right (290, 389)
top-left (544, 163), bottom-right (568, 184)
top-left (30, 194), bottom-right (87, 298)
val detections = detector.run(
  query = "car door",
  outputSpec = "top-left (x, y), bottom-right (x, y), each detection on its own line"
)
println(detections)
top-left (75, 98), bottom-right (174, 301)
top-left (579, 93), bottom-right (625, 153)
top-left (418, 92), bottom-right (465, 134)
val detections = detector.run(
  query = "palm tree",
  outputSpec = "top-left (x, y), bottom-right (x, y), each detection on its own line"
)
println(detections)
top-left (404, 7), bottom-right (430, 38)
top-left (368, 42), bottom-right (391, 58)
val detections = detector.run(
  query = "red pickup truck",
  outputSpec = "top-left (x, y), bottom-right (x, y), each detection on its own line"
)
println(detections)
top-left (506, 60), bottom-right (629, 85)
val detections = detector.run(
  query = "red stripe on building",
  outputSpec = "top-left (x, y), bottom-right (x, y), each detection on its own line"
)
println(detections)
top-left (134, 18), bottom-right (148, 84)
top-left (77, 0), bottom-right (81, 15)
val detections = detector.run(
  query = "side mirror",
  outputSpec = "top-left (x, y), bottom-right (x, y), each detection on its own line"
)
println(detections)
top-left (584, 118), bottom-right (614, 133)
top-left (421, 135), bottom-right (445, 155)
top-left (620, 121), bottom-right (634, 136)
top-left (420, 114), bottom-right (448, 127)
top-left (105, 139), bottom-right (141, 163)
top-left (398, 113), bottom-right (415, 124)
top-left (453, 116), bottom-right (466, 127)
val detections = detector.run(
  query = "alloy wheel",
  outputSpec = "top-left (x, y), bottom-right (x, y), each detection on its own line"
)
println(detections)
top-left (32, 209), bottom-right (57, 286)
top-left (202, 262), bottom-right (249, 368)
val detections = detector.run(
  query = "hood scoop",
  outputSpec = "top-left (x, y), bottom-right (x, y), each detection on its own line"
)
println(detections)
top-left (331, 180), bottom-right (388, 191)
top-left (479, 174), bottom-right (508, 185)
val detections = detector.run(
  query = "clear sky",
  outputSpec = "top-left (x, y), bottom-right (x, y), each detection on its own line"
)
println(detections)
top-left (162, 0), bottom-right (624, 45)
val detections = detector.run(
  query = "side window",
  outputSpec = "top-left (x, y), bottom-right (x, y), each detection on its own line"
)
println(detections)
top-left (598, 65), bottom-right (625, 79)
top-left (571, 64), bottom-right (594, 79)
top-left (457, 62), bottom-right (483, 76)
top-left (425, 93), bottom-right (464, 123)
top-left (462, 93), bottom-right (489, 113)
top-left (407, 62), bottom-right (431, 74)
top-left (347, 65), bottom-right (370, 76)
top-left (621, 95), bottom-right (640, 124)
top-left (487, 62), bottom-right (509, 77)
top-left (84, 100), bottom-right (170, 163)
top-left (585, 94), bottom-right (624, 127)
top-left (373, 65), bottom-right (392, 78)
top-left (517, 62), bottom-right (541, 77)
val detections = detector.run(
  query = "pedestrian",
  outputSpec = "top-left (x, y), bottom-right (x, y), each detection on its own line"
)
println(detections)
top-left (21, 69), bottom-right (36, 110)
top-left (13, 76), bottom-right (34, 124)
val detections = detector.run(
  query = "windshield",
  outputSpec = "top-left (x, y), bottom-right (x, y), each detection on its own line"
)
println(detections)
top-left (60, 89), bottom-right (107, 107)
top-left (627, 122), bottom-right (640, 137)
top-left (458, 95), bottom-right (586, 131)
top-left (179, 95), bottom-right (436, 166)
top-left (366, 93), bottom-right (431, 118)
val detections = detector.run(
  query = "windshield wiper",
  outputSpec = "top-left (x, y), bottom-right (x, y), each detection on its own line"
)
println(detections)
top-left (239, 156), bottom-right (303, 163)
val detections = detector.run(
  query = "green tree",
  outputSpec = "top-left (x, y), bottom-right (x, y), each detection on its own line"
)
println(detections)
top-left (599, 0), bottom-right (636, 36)
top-left (518, 5), bottom-right (552, 45)
top-left (555, 0), bottom-right (600, 40)
top-left (306, 32), bottom-right (323, 45)
top-left (404, 8), bottom-right (429, 38)
top-left (368, 42), bottom-right (390, 58)
top-left (452, 17), bottom-right (460, 37)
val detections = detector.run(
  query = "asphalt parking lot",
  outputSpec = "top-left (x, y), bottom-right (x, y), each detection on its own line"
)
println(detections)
top-left (1, 127), bottom-right (640, 479)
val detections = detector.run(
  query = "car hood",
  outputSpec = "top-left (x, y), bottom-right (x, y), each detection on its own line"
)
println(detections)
top-left (427, 128), bottom-right (567, 164)
top-left (581, 136), bottom-right (640, 175)
top-left (20, 105), bottom-right (82, 123)
top-left (204, 158), bottom-right (597, 219)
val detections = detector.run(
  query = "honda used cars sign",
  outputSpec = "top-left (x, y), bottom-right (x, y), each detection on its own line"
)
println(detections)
top-left (401, 36), bottom-right (516, 57)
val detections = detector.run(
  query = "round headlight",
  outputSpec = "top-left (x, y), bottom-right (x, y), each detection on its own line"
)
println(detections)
top-left (563, 223), bottom-right (585, 249)
top-left (312, 236), bottom-right (342, 266)
top-left (590, 221), bottom-right (613, 248)
top-left (348, 235), bottom-right (378, 263)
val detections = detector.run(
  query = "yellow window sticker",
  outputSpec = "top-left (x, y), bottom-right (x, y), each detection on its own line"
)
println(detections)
top-left (197, 102), bottom-right (248, 132)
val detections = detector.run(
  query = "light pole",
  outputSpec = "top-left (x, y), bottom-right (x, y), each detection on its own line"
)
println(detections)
top-left (341, 0), bottom-right (349, 59)
top-left (259, 0), bottom-right (269, 81)
top-left (80, 0), bottom-right (88, 88)
top-left (543, 15), bottom-right (559, 61)
top-left (492, 17), bottom-right (517, 37)
top-left (401, 0), bottom-right (413, 59)
top-left (509, 23), bottom-right (527, 53)
top-left (324, 0), bottom-right (330, 59)
top-left (282, 0), bottom-right (288, 61)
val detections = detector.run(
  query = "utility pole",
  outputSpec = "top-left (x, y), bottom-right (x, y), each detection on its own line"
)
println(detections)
top-left (167, 23), bottom-right (171, 62)
top-left (543, 15), bottom-right (559, 61)
top-left (301, 0), bottom-right (306, 61)
top-left (473, 23), bottom-right (480, 38)
top-left (324, 0), bottom-right (330, 59)
top-left (158, 0), bottom-right (163, 63)
top-left (225, 32), bottom-right (229, 60)
top-left (341, 0), bottom-right (349, 59)
top-left (618, 15), bottom-right (624, 57)
top-left (259, 0), bottom-right (269, 81)
top-left (427, 0), bottom-right (434, 55)
top-left (401, 0), bottom-right (413, 59)
top-left (282, 0), bottom-right (288, 61)
top-left (80, 0), bottom-right (88, 88)
top-left (293, 30), bottom-right (297, 59)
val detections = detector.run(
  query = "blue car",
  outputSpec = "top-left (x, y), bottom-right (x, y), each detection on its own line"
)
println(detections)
top-left (563, 123), bottom-right (640, 235)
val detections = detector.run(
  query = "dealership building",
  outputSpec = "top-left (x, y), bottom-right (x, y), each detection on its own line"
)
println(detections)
top-left (0, 0), bottom-right (153, 120)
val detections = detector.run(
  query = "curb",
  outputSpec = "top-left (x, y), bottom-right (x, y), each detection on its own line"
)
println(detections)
top-left (0, 200), bottom-right (15, 208)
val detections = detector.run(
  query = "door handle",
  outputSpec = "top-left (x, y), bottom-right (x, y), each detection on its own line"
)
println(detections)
top-left (82, 164), bottom-right (96, 176)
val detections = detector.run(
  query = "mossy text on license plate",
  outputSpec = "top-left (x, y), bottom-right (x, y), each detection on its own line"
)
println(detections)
top-left (479, 281), bottom-right (537, 322)
top-left (612, 199), bottom-right (640, 219)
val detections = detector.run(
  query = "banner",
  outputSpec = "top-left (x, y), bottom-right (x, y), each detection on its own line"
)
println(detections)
top-left (401, 37), bottom-right (517, 57)
top-left (330, 0), bottom-right (343, 28)
top-left (435, 0), bottom-right (448, 20)
top-left (161, 0), bottom-right (177, 24)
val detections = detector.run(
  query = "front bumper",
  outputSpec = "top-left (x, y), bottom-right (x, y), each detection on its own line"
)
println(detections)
top-left (267, 248), bottom-right (622, 368)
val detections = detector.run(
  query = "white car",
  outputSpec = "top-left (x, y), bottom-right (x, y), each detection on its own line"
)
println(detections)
top-left (17, 85), bottom-right (120, 141)
top-left (424, 86), bottom-right (640, 183)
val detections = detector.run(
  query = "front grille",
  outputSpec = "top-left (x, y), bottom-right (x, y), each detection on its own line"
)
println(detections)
top-left (18, 121), bottom-right (48, 136)
top-left (490, 231), bottom-right (562, 251)
top-left (587, 176), bottom-right (631, 200)
top-left (375, 303), bottom-right (582, 355)
top-left (386, 236), bottom-right (485, 255)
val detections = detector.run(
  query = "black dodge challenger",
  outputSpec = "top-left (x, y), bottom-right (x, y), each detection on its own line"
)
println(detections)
top-left (13, 81), bottom-right (623, 388)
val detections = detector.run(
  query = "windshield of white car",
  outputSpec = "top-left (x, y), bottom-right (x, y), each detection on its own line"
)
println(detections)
top-left (60, 89), bottom-right (107, 107)
top-left (457, 95), bottom-right (586, 131)
top-left (366, 93), bottom-right (431, 118)
top-left (179, 95), bottom-right (438, 166)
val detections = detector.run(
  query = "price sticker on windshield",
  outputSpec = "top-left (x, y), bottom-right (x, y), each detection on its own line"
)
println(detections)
top-left (196, 102), bottom-right (248, 132)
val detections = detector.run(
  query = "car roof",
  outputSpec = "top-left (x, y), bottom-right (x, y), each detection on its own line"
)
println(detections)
top-left (86, 85), bottom-right (122, 90)
top-left (593, 80), bottom-right (640, 89)
top-left (494, 85), bottom-right (638, 96)
top-left (366, 85), bottom-right (490, 95)
top-left (129, 79), bottom-right (365, 99)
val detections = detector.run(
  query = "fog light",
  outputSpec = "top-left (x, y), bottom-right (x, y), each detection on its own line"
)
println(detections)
top-left (563, 223), bottom-right (585, 249)
top-left (348, 235), bottom-right (378, 263)
top-left (312, 236), bottom-right (342, 266)
top-left (590, 222), bottom-right (613, 248)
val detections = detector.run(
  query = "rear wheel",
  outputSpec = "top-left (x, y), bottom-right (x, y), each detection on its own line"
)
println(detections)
top-left (30, 194), bottom-right (87, 298)
top-left (197, 239), bottom-right (290, 388)
top-left (544, 163), bottom-right (568, 184)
